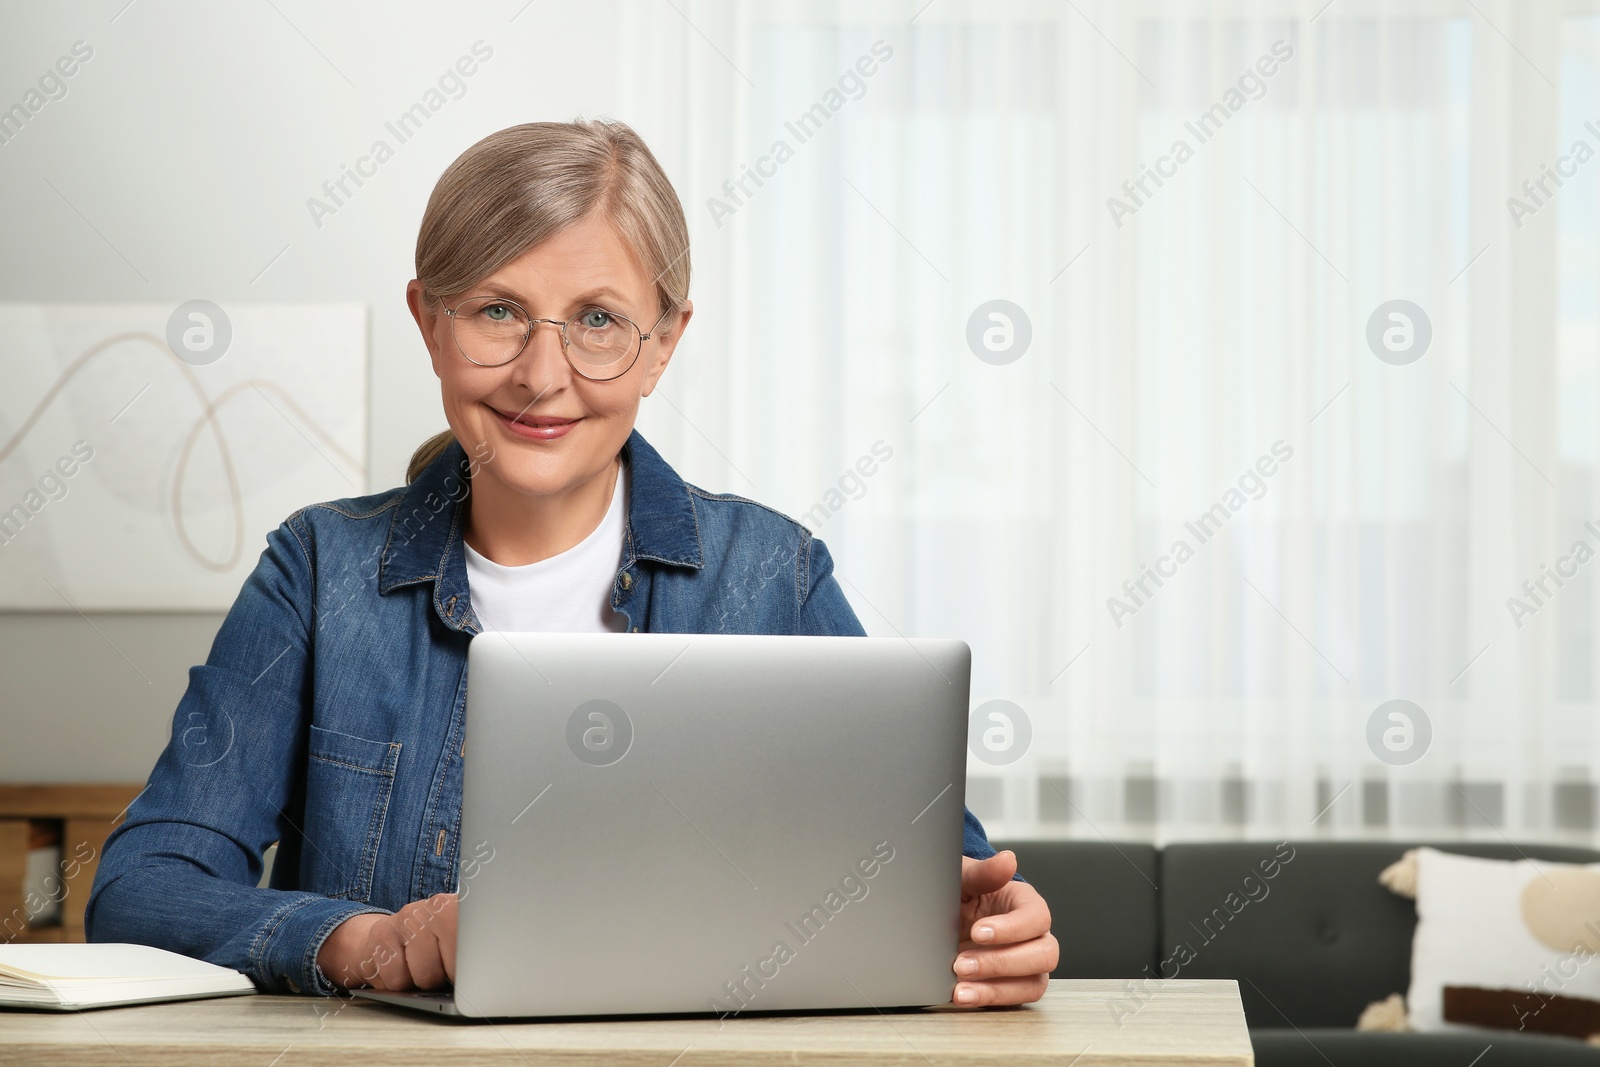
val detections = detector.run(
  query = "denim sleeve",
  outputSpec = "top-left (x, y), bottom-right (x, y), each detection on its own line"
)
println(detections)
top-left (796, 534), bottom-right (1021, 879)
top-left (85, 516), bottom-right (389, 995)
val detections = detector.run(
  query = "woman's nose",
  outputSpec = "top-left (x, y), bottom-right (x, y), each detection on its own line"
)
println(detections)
top-left (510, 319), bottom-right (571, 393)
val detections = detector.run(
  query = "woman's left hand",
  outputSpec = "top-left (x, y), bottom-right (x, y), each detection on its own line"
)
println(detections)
top-left (952, 850), bottom-right (1058, 1006)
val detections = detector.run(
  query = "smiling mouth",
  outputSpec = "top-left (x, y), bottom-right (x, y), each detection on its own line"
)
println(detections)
top-left (489, 405), bottom-right (581, 428)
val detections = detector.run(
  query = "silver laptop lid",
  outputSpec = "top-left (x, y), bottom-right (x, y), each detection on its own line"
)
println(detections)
top-left (453, 632), bottom-right (971, 1018)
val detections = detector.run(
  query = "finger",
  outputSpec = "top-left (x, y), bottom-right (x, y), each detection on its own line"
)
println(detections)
top-left (396, 896), bottom-right (449, 941)
top-left (960, 850), bottom-right (1019, 900)
top-left (404, 929), bottom-right (448, 991)
top-left (951, 972), bottom-right (1050, 1007)
top-left (954, 933), bottom-right (1059, 981)
top-left (966, 884), bottom-right (1051, 945)
top-left (367, 925), bottom-right (415, 991)
top-left (434, 897), bottom-right (458, 983)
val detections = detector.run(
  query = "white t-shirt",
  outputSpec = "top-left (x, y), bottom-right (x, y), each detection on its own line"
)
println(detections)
top-left (463, 460), bottom-right (629, 633)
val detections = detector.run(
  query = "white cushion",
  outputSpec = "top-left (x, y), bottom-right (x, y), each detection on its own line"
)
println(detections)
top-left (1408, 847), bottom-right (1600, 1031)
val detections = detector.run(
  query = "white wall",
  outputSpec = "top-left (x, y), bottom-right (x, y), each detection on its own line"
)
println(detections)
top-left (0, 0), bottom-right (657, 779)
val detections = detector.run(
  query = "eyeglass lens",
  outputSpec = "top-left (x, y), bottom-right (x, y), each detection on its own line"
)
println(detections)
top-left (452, 297), bottom-right (638, 373)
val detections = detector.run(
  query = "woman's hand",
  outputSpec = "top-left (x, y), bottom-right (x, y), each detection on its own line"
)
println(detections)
top-left (310, 860), bottom-right (1056, 1002)
top-left (316, 892), bottom-right (458, 991)
top-left (953, 851), bottom-right (1057, 1006)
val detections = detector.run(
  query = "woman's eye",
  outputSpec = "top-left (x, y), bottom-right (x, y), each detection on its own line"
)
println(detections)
top-left (580, 309), bottom-right (614, 329)
top-left (482, 303), bottom-right (513, 321)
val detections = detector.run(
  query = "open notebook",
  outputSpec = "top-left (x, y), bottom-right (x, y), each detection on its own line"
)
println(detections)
top-left (0, 944), bottom-right (256, 1011)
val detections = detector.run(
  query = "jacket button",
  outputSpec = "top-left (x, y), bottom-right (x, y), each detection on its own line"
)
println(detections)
top-left (620, 572), bottom-right (633, 589)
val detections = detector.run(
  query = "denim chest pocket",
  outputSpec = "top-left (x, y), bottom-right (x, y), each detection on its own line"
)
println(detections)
top-left (302, 724), bottom-right (402, 903)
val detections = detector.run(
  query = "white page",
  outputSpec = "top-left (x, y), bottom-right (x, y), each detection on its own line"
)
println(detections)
top-left (0, 943), bottom-right (246, 983)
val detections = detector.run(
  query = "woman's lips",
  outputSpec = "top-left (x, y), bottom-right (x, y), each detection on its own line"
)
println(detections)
top-left (489, 405), bottom-right (580, 441)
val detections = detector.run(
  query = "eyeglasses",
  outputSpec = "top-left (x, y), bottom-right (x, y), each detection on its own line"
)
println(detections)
top-left (442, 295), bottom-right (673, 382)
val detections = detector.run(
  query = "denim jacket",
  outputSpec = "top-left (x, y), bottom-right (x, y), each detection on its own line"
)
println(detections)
top-left (86, 429), bottom-right (1001, 996)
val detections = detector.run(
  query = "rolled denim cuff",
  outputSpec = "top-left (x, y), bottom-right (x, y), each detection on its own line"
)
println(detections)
top-left (253, 895), bottom-right (391, 996)
top-left (962, 807), bottom-right (1027, 883)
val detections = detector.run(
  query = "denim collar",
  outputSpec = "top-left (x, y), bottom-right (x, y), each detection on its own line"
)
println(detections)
top-left (378, 428), bottom-right (704, 626)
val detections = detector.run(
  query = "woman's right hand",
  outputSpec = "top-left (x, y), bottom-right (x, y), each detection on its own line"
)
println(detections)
top-left (316, 892), bottom-right (458, 991)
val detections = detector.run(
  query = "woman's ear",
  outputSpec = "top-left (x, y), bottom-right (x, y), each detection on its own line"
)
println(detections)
top-left (406, 280), bottom-right (446, 378)
top-left (640, 300), bottom-right (692, 398)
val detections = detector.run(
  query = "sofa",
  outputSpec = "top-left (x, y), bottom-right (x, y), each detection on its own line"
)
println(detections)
top-left (993, 838), bottom-right (1600, 1065)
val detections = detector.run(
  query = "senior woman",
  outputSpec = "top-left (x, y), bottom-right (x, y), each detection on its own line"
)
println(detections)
top-left (86, 118), bottom-right (1057, 1007)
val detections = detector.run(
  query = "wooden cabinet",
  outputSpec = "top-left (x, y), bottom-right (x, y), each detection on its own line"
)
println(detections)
top-left (0, 784), bottom-right (144, 943)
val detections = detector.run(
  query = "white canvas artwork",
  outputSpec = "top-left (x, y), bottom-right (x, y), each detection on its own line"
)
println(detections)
top-left (0, 304), bottom-right (368, 610)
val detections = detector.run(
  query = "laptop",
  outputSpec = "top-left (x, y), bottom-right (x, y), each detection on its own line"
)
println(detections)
top-left (354, 631), bottom-right (972, 1019)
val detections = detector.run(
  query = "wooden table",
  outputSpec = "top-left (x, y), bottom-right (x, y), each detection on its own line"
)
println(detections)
top-left (0, 979), bottom-right (1253, 1065)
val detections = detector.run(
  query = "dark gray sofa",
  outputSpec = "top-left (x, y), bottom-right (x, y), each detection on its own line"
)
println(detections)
top-left (994, 839), bottom-right (1600, 1065)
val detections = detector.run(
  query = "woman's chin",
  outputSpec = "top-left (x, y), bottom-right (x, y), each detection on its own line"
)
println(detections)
top-left (474, 460), bottom-right (593, 500)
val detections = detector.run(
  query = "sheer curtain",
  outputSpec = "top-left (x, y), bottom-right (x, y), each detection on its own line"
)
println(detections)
top-left (616, 0), bottom-right (1600, 843)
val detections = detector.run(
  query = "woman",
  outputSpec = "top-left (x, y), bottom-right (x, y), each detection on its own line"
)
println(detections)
top-left (86, 119), bottom-right (1057, 1007)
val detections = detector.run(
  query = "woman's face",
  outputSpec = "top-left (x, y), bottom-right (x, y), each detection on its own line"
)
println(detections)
top-left (407, 211), bottom-right (691, 501)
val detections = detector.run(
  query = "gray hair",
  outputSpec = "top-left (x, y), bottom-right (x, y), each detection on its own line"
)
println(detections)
top-left (407, 118), bottom-right (690, 483)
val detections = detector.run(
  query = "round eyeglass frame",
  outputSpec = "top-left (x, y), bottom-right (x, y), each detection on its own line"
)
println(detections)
top-left (442, 295), bottom-right (674, 382)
